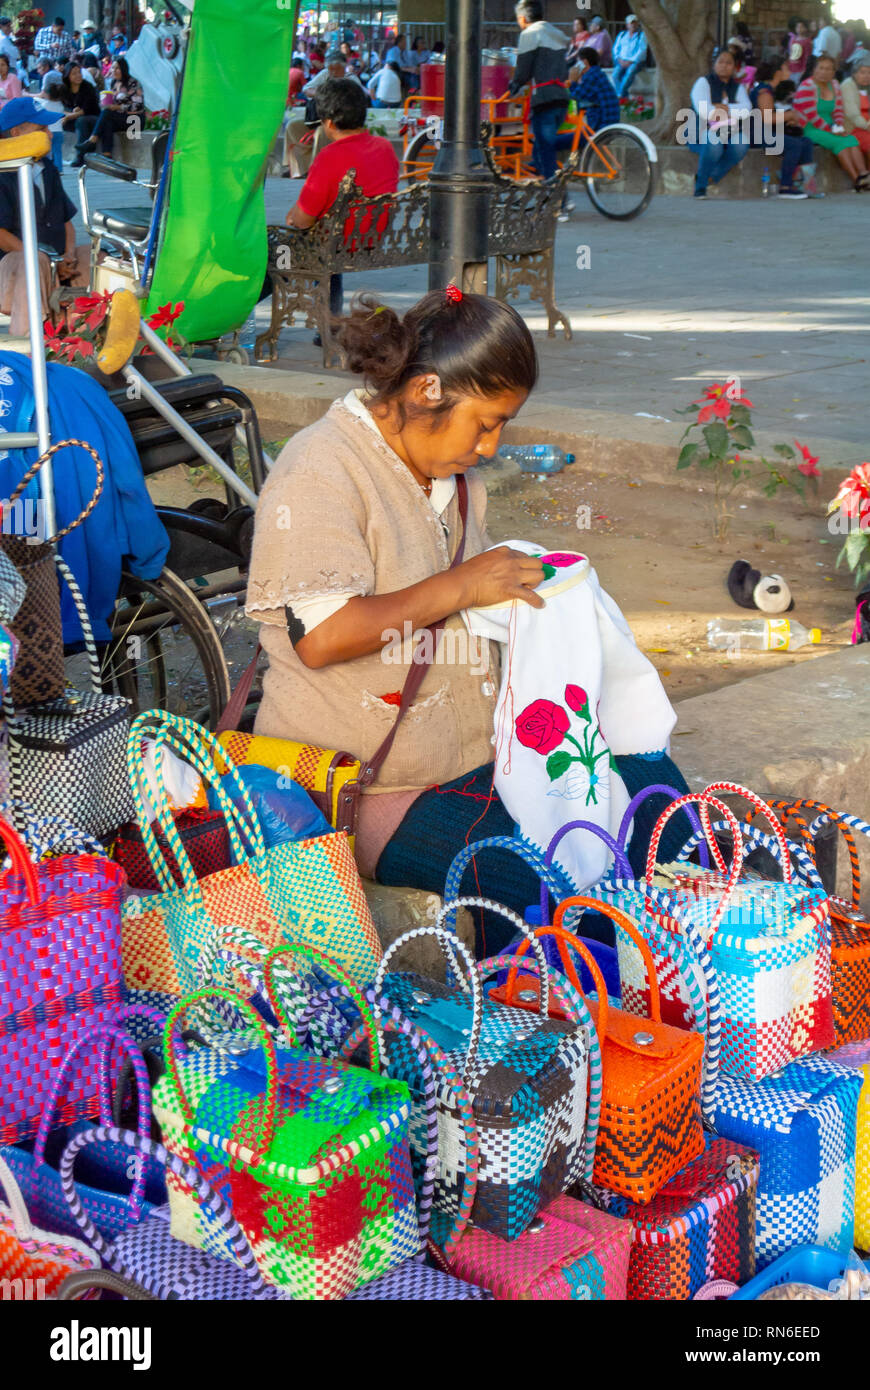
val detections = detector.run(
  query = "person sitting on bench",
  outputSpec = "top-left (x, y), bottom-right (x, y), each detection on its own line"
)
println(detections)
top-left (0, 96), bottom-right (89, 334)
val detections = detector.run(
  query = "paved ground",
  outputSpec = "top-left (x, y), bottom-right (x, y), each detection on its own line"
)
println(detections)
top-left (62, 165), bottom-right (869, 458)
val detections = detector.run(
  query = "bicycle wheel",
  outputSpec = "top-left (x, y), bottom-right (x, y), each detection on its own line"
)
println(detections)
top-left (102, 565), bottom-right (231, 727)
top-left (579, 126), bottom-right (654, 220)
top-left (402, 127), bottom-right (438, 184)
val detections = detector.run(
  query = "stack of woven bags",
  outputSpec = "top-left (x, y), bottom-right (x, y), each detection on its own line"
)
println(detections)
top-left (0, 706), bottom-right (868, 1301)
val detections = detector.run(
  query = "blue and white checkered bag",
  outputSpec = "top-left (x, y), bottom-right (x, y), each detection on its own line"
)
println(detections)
top-left (710, 1052), bottom-right (862, 1270)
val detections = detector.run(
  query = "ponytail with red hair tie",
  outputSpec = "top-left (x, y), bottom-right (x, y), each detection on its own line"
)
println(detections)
top-left (444, 284), bottom-right (463, 303)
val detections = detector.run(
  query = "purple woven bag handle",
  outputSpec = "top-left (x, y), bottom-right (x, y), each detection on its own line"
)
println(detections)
top-left (32, 1024), bottom-right (153, 1219)
top-left (616, 784), bottom-right (710, 866)
top-left (58, 1125), bottom-right (284, 1301)
top-left (539, 820), bottom-right (633, 920)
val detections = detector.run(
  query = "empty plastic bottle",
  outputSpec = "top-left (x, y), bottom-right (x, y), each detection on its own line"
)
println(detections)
top-left (761, 166), bottom-right (771, 198)
top-left (496, 445), bottom-right (576, 474)
top-left (707, 617), bottom-right (821, 652)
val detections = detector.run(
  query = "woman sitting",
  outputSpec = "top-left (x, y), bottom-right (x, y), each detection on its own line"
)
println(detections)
top-left (689, 47), bottom-right (751, 198)
top-left (793, 53), bottom-right (870, 190)
top-left (367, 60), bottom-right (402, 109)
top-left (246, 290), bottom-right (690, 954)
top-left (79, 56), bottom-right (144, 156)
top-left (0, 54), bottom-right (23, 107)
top-left (750, 57), bottom-right (813, 196)
top-left (60, 59), bottom-right (99, 166)
top-left (840, 48), bottom-right (870, 159)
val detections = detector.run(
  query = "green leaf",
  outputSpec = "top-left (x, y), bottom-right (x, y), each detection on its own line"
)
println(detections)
top-left (729, 403), bottom-right (750, 425)
top-left (702, 422), bottom-right (729, 458)
top-left (854, 559), bottom-right (870, 590)
top-left (698, 453), bottom-right (717, 470)
top-left (677, 442), bottom-right (700, 470)
top-left (844, 529), bottom-right (870, 571)
top-left (546, 750), bottom-right (573, 781)
top-left (774, 444), bottom-right (795, 459)
top-left (729, 425), bottom-right (755, 449)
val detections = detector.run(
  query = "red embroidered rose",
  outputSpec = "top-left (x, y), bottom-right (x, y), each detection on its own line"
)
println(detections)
top-left (564, 684), bottom-right (587, 712)
top-left (515, 699), bottom-right (569, 755)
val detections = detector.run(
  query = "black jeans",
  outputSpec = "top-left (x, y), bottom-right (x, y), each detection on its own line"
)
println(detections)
top-left (70, 114), bottom-right (97, 149)
top-left (91, 108), bottom-right (129, 155)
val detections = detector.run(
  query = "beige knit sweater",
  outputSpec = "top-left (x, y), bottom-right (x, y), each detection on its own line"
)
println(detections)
top-left (246, 398), bottom-right (500, 792)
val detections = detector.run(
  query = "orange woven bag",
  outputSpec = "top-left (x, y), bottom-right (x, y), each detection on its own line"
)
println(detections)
top-left (506, 900), bottom-right (706, 1205)
top-left (768, 797), bottom-right (870, 1046)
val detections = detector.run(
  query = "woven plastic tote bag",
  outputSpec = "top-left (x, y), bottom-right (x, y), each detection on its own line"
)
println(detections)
top-left (0, 812), bottom-right (124, 1145)
top-left (373, 900), bottom-right (596, 1242)
top-left (598, 786), bottom-right (835, 1080)
top-left (578, 1131), bottom-right (760, 1300)
top-left (0, 1152), bottom-right (98, 1299)
top-left (768, 799), bottom-right (870, 1046)
top-left (825, 1039), bottom-right (870, 1252)
top-left (711, 1052), bottom-right (862, 1271)
top-left (151, 948), bottom-right (420, 1300)
top-left (120, 711), bottom-right (382, 999)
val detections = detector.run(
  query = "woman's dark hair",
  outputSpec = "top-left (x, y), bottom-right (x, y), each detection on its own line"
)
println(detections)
top-left (316, 77), bottom-right (368, 128)
top-left (335, 291), bottom-right (538, 427)
top-left (432, 40), bottom-right (445, 53)
top-left (387, 60), bottom-right (402, 76)
top-left (62, 59), bottom-right (81, 83)
top-left (411, 36), bottom-right (424, 50)
top-left (516, 0), bottom-right (544, 24)
top-left (0, 53), bottom-right (8, 71)
top-left (114, 55), bottom-right (130, 84)
top-left (734, 21), bottom-right (751, 39)
top-left (773, 77), bottom-right (796, 101)
top-left (805, 52), bottom-right (835, 81)
top-left (787, 14), bottom-right (804, 30)
top-left (754, 58), bottom-right (783, 83)
top-left (578, 45), bottom-right (600, 66)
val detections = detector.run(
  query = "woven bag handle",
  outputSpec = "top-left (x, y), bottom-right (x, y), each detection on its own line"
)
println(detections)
top-left (673, 819), bottom-right (825, 893)
top-left (53, 554), bottom-right (102, 693)
top-left (477, 950), bottom-right (603, 1182)
top-left (32, 1024), bottom-right (154, 1219)
top-left (194, 930), bottom-right (306, 1046)
top-left (7, 438), bottom-right (104, 544)
top-left (373, 924), bottom-right (484, 1088)
top-left (126, 711), bottom-right (264, 899)
top-left (539, 819), bottom-right (632, 921)
top-left (263, 943), bottom-right (381, 1075)
top-left (0, 800), bottom-right (104, 863)
top-left (0, 1151), bottom-right (38, 1239)
top-left (646, 794), bottom-right (744, 937)
top-left (58, 1268), bottom-right (157, 1301)
top-left (438, 896), bottom-right (552, 1016)
top-left (554, 894), bottom-right (662, 1022)
top-left (0, 811), bottom-right (41, 903)
top-left (162, 987), bottom-right (285, 1155)
top-left (616, 784), bottom-right (711, 866)
top-left (58, 1125), bottom-right (284, 1300)
top-left (700, 782), bottom-right (792, 883)
top-left (443, 834), bottom-right (578, 928)
top-left (501, 922), bottom-right (610, 1044)
top-left (770, 799), bottom-right (862, 910)
top-left (808, 808), bottom-right (870, 915)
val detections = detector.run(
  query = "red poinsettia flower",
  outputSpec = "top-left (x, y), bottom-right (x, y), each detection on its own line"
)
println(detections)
top-left (515, 699), bottom-right (570, 755)
top-left (692, 381), bottom-right (754, 425)
top-left (794, 440), bottom-right (820, 479)
top-left (564, 684), bottom-right (588, 712)
top-left (70, 291), bottom-right (111, 332)
top-left (832, 462), bottom-right (870, 520)
top-left (147, 301), bottom-right (184, 331)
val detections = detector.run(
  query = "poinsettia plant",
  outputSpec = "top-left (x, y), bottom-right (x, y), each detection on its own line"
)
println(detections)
top-left (828, 463), bottom-right (870, 590)
top-left (44, 292), bottom-right (187, 366)
top-left (677, 381), bottom-right (818, 541)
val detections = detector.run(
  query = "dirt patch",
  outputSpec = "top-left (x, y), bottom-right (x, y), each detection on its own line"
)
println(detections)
top-left (485, 464), bottom-right (856, 702)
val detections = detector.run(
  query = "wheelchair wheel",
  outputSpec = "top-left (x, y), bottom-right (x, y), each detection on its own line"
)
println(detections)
top-left (103, 565), bottom-right (231, 727)
top-left (579, 126), bottom-right (654, 220)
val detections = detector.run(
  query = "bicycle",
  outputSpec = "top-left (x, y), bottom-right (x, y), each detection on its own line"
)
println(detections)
top-left (401, 90), bottom-right (656, 221)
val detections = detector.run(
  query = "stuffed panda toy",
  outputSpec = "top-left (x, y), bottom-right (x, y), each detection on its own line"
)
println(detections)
top-left (727, 560), bottom-right (794, 614)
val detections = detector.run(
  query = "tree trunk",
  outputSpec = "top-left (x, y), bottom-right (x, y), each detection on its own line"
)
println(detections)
top-left (633, 0), bottom-right (716, 144)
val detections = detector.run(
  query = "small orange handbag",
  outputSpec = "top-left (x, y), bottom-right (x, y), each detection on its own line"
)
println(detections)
top-left (768, 797), bottom-right (870, 1046)
top-left (505, 899), bottom-right (706, 1205)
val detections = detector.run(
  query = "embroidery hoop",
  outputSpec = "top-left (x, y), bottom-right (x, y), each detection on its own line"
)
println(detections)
top-left (474, 551), bottom-right (590, 614)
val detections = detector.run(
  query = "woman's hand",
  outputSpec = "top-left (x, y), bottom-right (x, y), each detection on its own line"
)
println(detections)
top-left (454, 546), bottom-right (547, 610)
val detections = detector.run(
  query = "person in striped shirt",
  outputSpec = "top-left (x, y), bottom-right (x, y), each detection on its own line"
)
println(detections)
top-left (793, 53), bottom-right (870, 189)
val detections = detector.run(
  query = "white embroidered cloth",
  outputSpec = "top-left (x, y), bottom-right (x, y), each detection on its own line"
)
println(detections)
top-left (463, 542), bottom-right (677, 891)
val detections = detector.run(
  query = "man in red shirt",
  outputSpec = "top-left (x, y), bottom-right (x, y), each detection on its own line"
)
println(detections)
top-left (285, 77), bottom-right (398, 324)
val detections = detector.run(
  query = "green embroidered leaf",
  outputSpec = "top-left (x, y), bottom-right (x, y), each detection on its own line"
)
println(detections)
top-left (609, 753), bottom-right (619, 773)
top-left (546, 750), bottom-right (573, 781)
top-left (541, 564), bottom-right (556, 581)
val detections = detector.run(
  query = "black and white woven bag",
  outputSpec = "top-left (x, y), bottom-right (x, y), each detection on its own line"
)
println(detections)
top-left (4, 554), bottom-right (135, 840)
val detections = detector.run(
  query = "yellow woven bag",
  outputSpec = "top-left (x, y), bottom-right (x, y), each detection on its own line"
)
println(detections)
top-left (216, 732), bottom-right (361, 844)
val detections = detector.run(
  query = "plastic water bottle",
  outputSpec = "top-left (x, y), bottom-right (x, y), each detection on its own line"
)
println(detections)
top-left (706, 617), bottom-right (821, 652)
top-left (496, 445), bottom-right (576, 474)
top-left (761, 166), bottom-right (771, 198)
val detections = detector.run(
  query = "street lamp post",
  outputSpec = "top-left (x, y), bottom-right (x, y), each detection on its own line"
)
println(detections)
top-left (427, 0), bottom-right (491, 292)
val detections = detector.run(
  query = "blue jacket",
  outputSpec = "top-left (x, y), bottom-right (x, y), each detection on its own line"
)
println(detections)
top-left (570, 65), bottom-right (620, 129)
top-left (0, 352), bottom-right (169, 644)
top-left (613, 29), bottom-right (648, 66)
